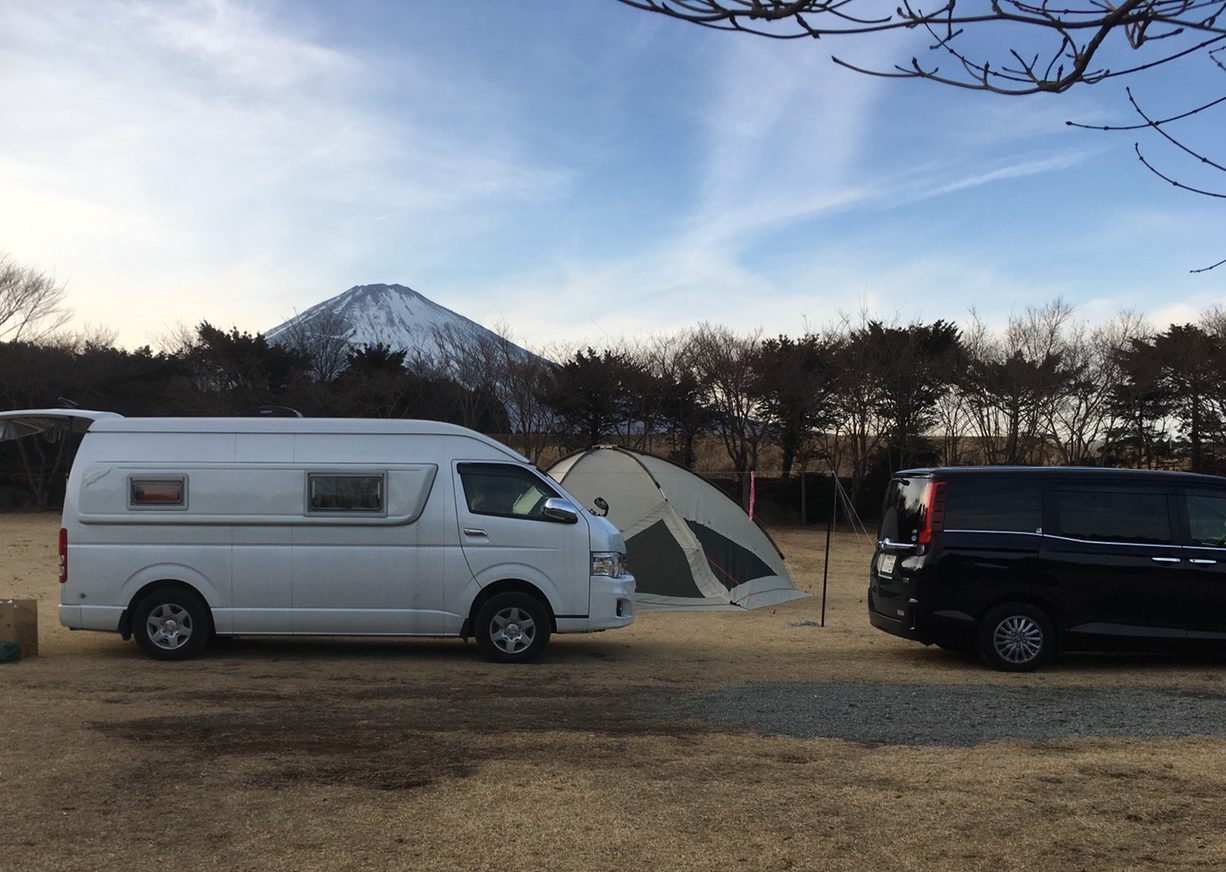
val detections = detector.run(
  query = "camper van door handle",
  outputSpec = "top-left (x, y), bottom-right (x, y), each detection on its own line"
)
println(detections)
top-left (1151, 556), bottom-right (1181, 563)
top-left (1189, 558), bottom-right (1218, 565)
top-left (464, 528), bottom-right (487, 537)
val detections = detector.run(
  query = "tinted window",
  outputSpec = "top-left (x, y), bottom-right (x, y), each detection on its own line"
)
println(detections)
top-left (458, 463), bottom-right (558, 520)
top-left (879, 476), bottom-right (930, 543)
top-left (130, 477), bottom-right (186, 508)
top-left (1184, 490), bottom-right (1226, 547)
top-left (944, 478), bottom-right (1042, 533)
top-left (308, 474), bottom-right (384, 513)
top-left (1052, 489), bottom-right (1170, 544)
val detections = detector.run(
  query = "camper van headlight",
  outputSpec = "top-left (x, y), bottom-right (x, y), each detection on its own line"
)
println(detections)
top-left (591, 551), bottom-right (623, 577)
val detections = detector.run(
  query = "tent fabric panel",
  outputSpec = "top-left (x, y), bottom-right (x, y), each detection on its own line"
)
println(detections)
top-left (553, 447), bottom-right (665, 523)
top-left (635, 594), bottom-right (740, 611)
top-left (637, 454), bottom-right (789, 576)
top-left (685, 520), bottom-right (776, 590)
top-left (729, 577), bottom-right (811, 609)
top-left (625, 519), bottom-right (707, 600)
top-left (659, 509), bottom-right (733, 599)
top-left (545, 451), bottom-right (586, 484)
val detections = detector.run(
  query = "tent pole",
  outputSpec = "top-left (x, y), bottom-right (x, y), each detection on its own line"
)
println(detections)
top-left (821, 470), bottom-right (835, 627)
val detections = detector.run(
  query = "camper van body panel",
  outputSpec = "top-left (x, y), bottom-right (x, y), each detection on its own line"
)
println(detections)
top-left (49, 416), bottom-right (634, 650)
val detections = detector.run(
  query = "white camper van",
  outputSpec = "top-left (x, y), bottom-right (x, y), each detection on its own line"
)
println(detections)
top-left (0, 410), bottom-right (635, 662)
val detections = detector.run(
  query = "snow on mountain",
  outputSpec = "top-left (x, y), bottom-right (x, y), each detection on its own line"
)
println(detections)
top-left (265, 283), bottom-right (539, 371)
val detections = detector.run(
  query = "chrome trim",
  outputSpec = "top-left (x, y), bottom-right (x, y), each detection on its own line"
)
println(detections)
top-left (541, 497), bottom-right (579, 524)
top-left (1042, 533), bottom-right (1179, 549)
top-left (1188, 558), bottom-right (1219, 565)
top-left (1150, 556), bottom-right (1181, 563)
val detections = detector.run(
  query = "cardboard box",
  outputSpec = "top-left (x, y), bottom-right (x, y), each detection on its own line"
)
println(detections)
top-left (0, 599), bottom-right (38, 658)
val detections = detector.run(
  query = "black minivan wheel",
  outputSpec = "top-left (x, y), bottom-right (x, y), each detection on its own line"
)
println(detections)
top-left (977, 602), bottom-right (1055, 672)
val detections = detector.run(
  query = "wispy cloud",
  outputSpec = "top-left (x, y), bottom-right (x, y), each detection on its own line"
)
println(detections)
top-left (0, 1), bottom-right (573, 341)
top-left (889, 150), bottom-right (1093, 206)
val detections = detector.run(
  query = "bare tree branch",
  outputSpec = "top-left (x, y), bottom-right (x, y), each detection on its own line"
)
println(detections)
top-left (620, 0), bottom-right (1226, 93)
top-left (0, 253), bottom-right (71, 342)
top-left (621, 2), bottom-right (1226, 270)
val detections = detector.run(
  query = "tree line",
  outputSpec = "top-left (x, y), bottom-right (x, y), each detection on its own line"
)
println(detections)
top-left (5, 297), bottom-right (1226, 509)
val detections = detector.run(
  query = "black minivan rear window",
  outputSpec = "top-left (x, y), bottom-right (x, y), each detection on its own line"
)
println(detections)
top-left (879, 477), bottom-right (930, 543)
top-left (944, 478), bottom-right (1042, 533)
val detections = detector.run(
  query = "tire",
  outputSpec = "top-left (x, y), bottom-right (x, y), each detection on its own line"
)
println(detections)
top-left (977, 602), bottom-right (1055, 672)
top-left (474, 591), bottom-right (551, 663)
top-left (132, 587), bottom-right (211, 661)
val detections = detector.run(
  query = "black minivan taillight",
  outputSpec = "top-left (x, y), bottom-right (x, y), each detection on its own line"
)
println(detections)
top-left (916, 481), bottom-right (947, 545)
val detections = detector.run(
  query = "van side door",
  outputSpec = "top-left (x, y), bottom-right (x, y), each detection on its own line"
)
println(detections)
top-left (1042, 484), bottom-right (1186, 644)
top-left (1175, 486), bottom-right (1226, 641)
top-left (453, 462), bottom-right (589, 621)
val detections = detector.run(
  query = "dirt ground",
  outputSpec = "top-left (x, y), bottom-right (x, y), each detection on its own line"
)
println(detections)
top-left (3, 512), bottom-right (1226, 871)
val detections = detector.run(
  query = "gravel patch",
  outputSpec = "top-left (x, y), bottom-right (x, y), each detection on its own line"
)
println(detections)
top-left (701, 682), bottom-right (1226, 746)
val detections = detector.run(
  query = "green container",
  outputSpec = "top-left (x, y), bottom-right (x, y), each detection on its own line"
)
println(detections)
top-left (0, 640), bottom-right (20, 663)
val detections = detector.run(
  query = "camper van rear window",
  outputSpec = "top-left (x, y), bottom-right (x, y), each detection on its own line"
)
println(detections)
top-left (307, 473), bottom-right (385, 514)
top-left (130, 477), bottom-right (186, 508)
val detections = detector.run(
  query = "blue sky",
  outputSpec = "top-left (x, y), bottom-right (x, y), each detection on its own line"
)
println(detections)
top-left (2, 0), bottom-right (1222, 349)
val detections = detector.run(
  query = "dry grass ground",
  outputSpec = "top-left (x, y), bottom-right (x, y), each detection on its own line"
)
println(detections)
top-left (3, 511), bottom-right (1226, 871)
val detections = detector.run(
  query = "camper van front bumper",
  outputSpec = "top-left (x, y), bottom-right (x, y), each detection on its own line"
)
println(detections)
top-left (581, 573), bottom-right (635, 632)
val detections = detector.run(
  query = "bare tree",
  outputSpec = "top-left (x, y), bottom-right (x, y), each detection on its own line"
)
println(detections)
top-left (1047, 310), bottom-right (1148, 463)
top-left (276, 307), bottom-right (352, 384)
top-left (489, 324), bottom-right (557, 463)
top-left (429, 324), bottom-right (506, 431)
top-left (687, 323), bottom-right (766, 505)
top-left (619, 1), bottom-right (1225, 94)
top-left (637, 332), bottom-right (710, 466)
top-left (827, 320), bottom-right (887, 502)
top-left (930, 384), bottom-right (970, 466)
top-left (958, 304), bottom-right (1076, 464)
top-left (0, 253), bottom-right (71, 342)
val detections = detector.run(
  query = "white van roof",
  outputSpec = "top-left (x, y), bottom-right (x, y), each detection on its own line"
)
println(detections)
top-left (0, 408), bottom-right (527, 461)
top-left (0, 409), bottom-right (123, 442)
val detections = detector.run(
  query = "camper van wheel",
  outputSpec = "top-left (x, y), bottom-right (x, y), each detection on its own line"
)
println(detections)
top-left (132, 587), bottom-right (211, 661)
top-left (977, 602), bottom-right (1054, 672)
top-left (474, 592), bottom-right (551, 664)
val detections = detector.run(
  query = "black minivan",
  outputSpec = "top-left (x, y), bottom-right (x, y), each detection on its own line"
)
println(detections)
top-left (868, 466), bottom-right (1226, 670)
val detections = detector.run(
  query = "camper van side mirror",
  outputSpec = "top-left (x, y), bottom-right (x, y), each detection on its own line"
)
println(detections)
top-left (592, 497), bottom-right (609, 517)
top-left (542, 498), bottom-right (579, 524)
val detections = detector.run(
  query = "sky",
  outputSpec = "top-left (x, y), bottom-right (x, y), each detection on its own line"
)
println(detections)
top-left (2, 0), bottom-right (1224, 350)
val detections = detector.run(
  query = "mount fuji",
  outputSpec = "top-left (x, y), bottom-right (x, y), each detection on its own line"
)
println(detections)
top-left (265, 283), bottom-right (539, 367)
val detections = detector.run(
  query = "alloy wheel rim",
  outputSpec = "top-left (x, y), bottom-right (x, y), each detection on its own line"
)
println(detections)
top-left (993, 615), bottom-right (1043, 664)
top-left (147, 603), bottom-right (193, 650)
top-left (490, 607), bottom-right (535, 654)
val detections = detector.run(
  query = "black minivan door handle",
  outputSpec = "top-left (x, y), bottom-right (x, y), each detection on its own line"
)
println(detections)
top-left (1188, 558), bottom-right (1218, 565)
top-left (1151, 556), bottom-right (1182, 563)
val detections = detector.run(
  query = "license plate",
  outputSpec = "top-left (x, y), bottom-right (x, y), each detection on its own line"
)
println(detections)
top-left (878, 554), bottom-right (896, 576)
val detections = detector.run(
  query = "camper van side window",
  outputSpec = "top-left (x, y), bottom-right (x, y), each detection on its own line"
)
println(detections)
top-left (130, 477), bottom-right (187, 509)
top-left (458, 463), bottom-right (558, 521)
top-left (307, 474), bottom-right (385, 514)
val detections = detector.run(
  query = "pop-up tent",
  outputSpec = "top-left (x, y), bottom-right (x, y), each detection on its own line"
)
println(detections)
top-left (547, 447), bottom-right (807, 610)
